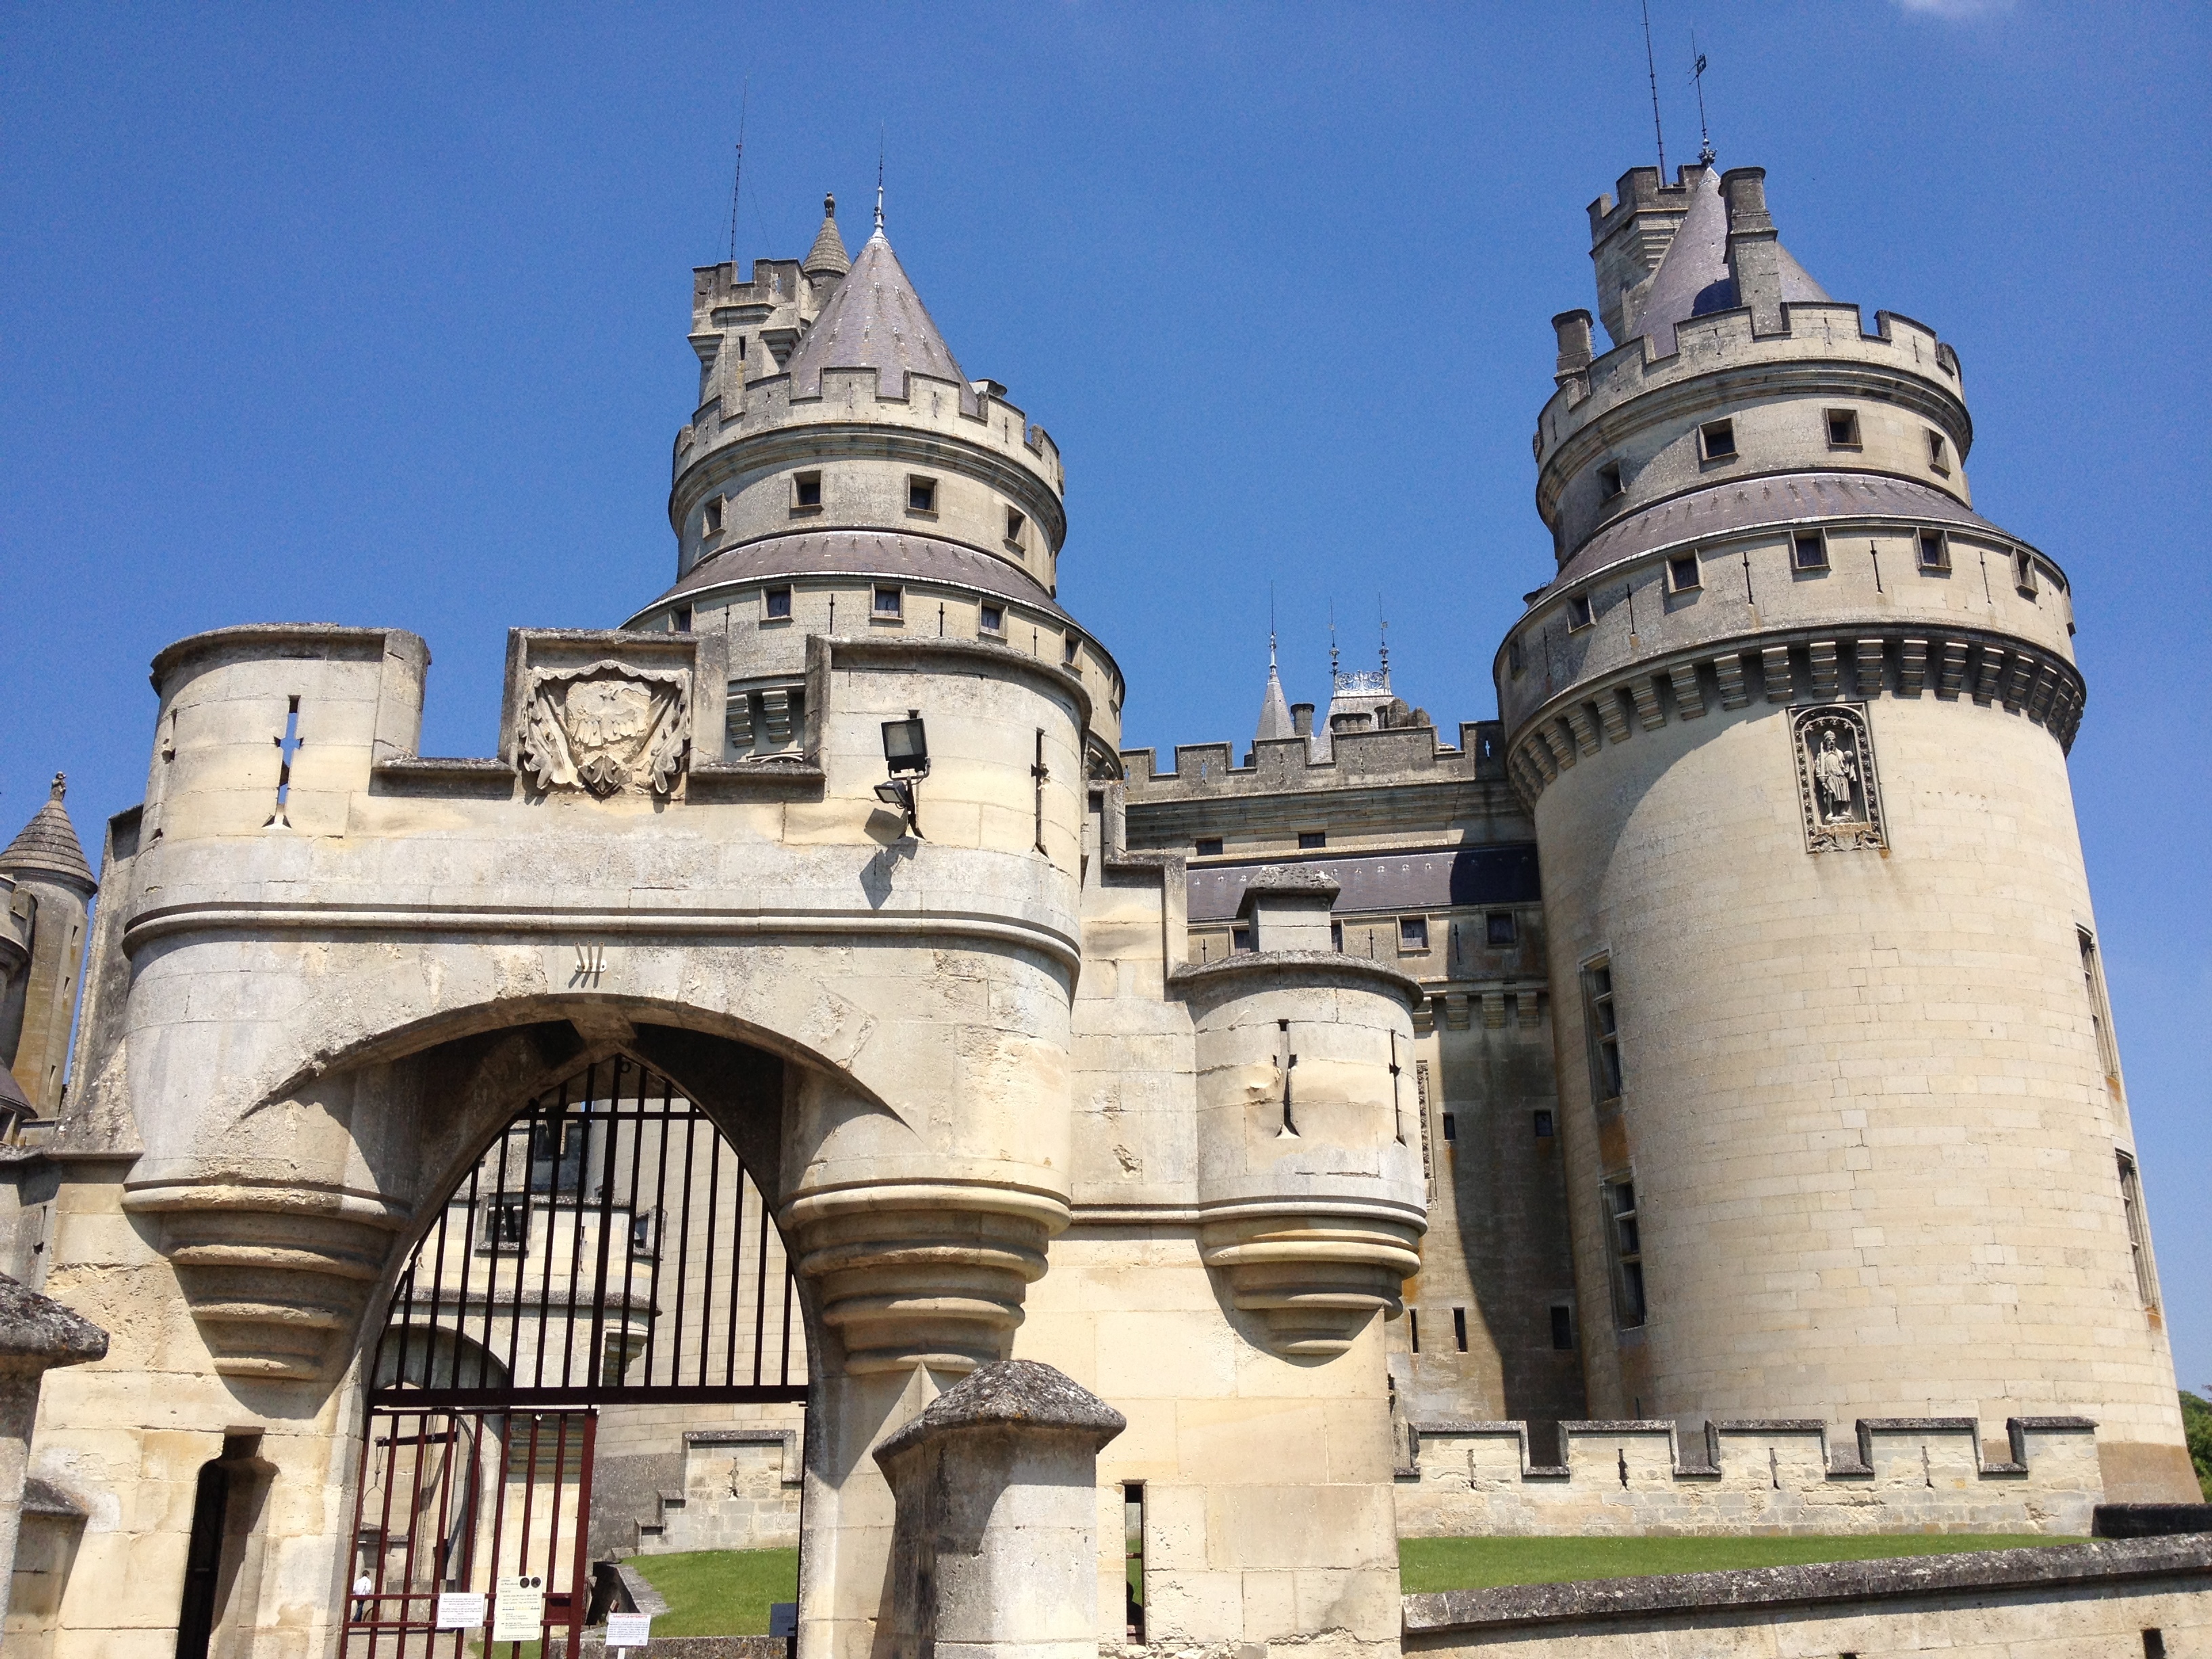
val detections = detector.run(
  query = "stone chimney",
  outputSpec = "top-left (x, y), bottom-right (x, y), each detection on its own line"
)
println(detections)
top-left (1553, 309), bottom-right (1595, 389)
top-left (1721, 167), bottom-right (1784, 334)
top-left (1291, 702), bottom-right (1315, 737)
top-left (1235, 865), bottom-right (1340, 954)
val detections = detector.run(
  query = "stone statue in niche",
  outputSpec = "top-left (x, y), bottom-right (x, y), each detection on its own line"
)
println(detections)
top-left (1791, 703), bottom-right (1885, 853)
top-left (518, 661), bottom-right (690, 798)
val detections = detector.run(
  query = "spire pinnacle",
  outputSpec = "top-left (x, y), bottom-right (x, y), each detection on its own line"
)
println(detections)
top-left (49, 773), bottom-right (64, 802)
top-left (874, 127), bottom-right (886, 239)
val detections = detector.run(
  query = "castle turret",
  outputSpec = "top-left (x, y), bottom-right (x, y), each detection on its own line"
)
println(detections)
top-left (0, 776), bottom-right (95, 1118)
top-left (636, 201), bottom-right (1126, 774)
top-left (1500, 163), bottom-right (2194, 1501)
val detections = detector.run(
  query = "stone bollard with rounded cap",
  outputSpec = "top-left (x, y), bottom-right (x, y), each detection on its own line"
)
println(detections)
top-left (872, 1359), bottom-right (1126, 1659)
top-left (0, 1273), bottom-right (107, 1629)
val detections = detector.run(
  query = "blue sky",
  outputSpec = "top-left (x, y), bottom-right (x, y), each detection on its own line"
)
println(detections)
top-left (5, 3), bottom-right (2207, 1394)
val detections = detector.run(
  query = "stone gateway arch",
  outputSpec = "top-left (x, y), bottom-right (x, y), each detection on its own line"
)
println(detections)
top-left (0, 171), bottom-right (2197, 1659)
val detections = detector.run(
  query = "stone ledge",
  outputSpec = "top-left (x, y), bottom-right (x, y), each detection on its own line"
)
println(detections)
top-left (0, 1273), bottom-right (108, 1370)
top-left (1400, 1535), bottom-right (2212, 1635)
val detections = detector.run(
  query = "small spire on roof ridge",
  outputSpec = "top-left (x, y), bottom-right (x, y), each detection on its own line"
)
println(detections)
top-left (49, 773), bottom-right (64, 801)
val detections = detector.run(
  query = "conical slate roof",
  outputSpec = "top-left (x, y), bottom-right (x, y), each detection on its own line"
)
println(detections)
top-left (0, 775), bottom-right (94, 890)
top-left (1255, 644), bottom-right (1295, 745)
top-left (803, 194), bottom-right (851, 277)
top-left (1630, 164), bottom-right (1829, 358)
top-left (785, 226), bottom-right (980, 415)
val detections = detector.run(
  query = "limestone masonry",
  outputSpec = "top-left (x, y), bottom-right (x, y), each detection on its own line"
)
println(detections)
top-left (0, 165), bottom-right (2194, 1658)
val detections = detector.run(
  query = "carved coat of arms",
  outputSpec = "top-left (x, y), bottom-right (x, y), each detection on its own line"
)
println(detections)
top-left (1790, 703), bottom-right (1886, 853)
top-left (518, 661), bottom-right (690, 798)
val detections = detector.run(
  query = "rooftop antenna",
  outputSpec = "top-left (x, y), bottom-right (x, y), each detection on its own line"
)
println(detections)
top-left (1641, 0), bottom-right (1668, 178)
top-left (726, 76), bottom-right (750, 265)
top-left (1692, 30), bottom-right (1715, 166)
top-left (875, 124), bottom-right (886, 234)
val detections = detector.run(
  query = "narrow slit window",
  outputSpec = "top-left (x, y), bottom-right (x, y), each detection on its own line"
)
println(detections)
top-left (1399, 916), bottom-right (1430, 952)
top-left (873, 586), bottom-right (903, 619)
top-left (1927, 430), bottom-right (1950, 474)
top-left (1917, 529), bottom-right (1950, 572)
top-left (1793, 530), bottom-right (1830, 572)
top-left (629, 1208), bottom-right (659, 1258)
top-left (1603, 1176), bottom-right (1646, 1328)
top-left (1700, 419), bottom-right (1737, 462)
top-left (1566, 593), bottom-right (1593, 631)
top-left (1487, 912), bottom-right (1517, 947)
top-left (979, 602), bottom-right (1005, 635)
top-left (1668, 554), bottom-right (1701, 593)
top-left (1330, 920), bottom-right (1344, 951)
top-left (1064, 634), bottom-right (1081, 665)
top-left (2013, 549), bottom-right (2039, 597)
top-left (1193, 837), bottom-right (1223, 857)
top-left (793, 471), bottom-right (822, 510)
top-left (1508, 637), bottom-right (1525, 676)
top-left (1825, 408), bottom-right (1862, 449)
top-left (1452, 1308), bottom-right (1469, 1352)
top-left (1006, 508), bottom-right (1026, 544)
top-left (1441, 1112), bottom-right (1456, 1142)
top-left (2116, 1153), bottom-right (2157, 1309)
top-left (1550, 1304), bottom-right (1576, 1350)
top-left (907, 475), bottom-right (937, 513)
top-left (1598, 461), bottom-right (1624, 500)
top-left (703, 495), bottom-right (724, 534)
top-left (266, 695), bottom-right (302, 828)
top-left (2079, 930), bottom-right (2122, 1082)
top-left (764, 586), bottom-right (793, 620)
top-left (1584, 960), bottom-right (1623, 1102)
top-left (1408, 1309), bottom-right (1420, 1353)
top-left (1122, 1483), bottom-right (1146, 1644)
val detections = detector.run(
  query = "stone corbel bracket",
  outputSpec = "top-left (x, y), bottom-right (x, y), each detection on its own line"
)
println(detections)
top-left (122, 1180), bottom-right (411, 1382)
top-left (783, 1180), bottom-right (1069, 1376)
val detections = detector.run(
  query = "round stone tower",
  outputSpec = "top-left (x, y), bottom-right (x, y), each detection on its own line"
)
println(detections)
top-left (1499, 162), bottom-right (2194, 1500)
top-left (629, 194), bottom-right (1125, 778)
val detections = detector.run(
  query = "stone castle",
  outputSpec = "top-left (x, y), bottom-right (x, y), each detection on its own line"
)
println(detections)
top-left (0, 163), bottom-right (2197, 1656)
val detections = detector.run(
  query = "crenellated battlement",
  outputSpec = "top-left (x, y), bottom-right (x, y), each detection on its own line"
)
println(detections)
top-left (1121, 721), bottom-right (1509, 800)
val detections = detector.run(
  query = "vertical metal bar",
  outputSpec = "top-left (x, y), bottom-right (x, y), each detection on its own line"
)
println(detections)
top-left (534, 1084), bottom-right (569, 1390)
top-left (455, 1161), bottom-right (483, 1389)
top-left (480, 1414), bottom-right (513, 1659)
top-left (423, 1411), bottom-right (459, 1622)
top-left (369, 1408), bottom-right (405, 1647)
top-left (752, 1182), bottom-right (771, 1387)
top-left (423, 1175), bottom-right (453, 1385)
top-left (586, 1060), bottom-right (623, 1390)
top-left (510, 1414), bottom-right (544, 1659)
top-left (642, 1078), bottom-right (673, 1386)
top-left (559, 1069), bottom-right (596, 1390)
top-left (494, 1109), bottom-right (523, 1384)
top-left (338, 1404), bottom-right (382, 1658)
top-left (394, 1408), bottom-right (434, 1635)
top-left (543, 1413), bottom-right (570, 1652)
top-left (780, 1260), bottom-right (796, 1387)
top-left (727, 1153), bottom-right (745, 1387)
top-left (701, 1128), bottom-right (720, 1388)
top-left (615, 1064), bottom-right (649, 1389)
top-left (676, 1108), bottom-right (699, 1387)
top-left (566, 1412), bottom-right (598, 1659)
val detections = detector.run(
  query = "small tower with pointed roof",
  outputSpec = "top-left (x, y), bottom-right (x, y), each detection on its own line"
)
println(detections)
top-left (0, 775), bottom-right (95, 1113)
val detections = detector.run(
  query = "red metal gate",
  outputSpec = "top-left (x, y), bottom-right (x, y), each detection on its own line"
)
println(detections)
top-left (342, 1407), bottom-right (596, 1656)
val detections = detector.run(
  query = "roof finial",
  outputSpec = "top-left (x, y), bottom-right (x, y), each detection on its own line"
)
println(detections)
top-left (726, 75), bottom-right (750, 264)
top-left (1269, 583), bottom-right (1278, 670)
top-left (1692, 31), bottom-right (1715, 167)
top-left (49, 773), bottom-right (65, 802)
top-left (1378, 597), bottom-right (1391, 684)
top-left (1328, 604), bottom-right (1339, 678)
top-left (1641, 0), bottom-right (1668, 178)
top-left (875, 125), bottom-right (886, 236)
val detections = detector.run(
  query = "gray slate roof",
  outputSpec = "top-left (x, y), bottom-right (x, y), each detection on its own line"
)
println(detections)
top-left (656, 529), bottom-right (1069, 621)
top-left (1189, 846), bottom-right (1541, 924)
top-left (1557, 472), bottom-right (2013, 589)
top-left (0, 776), bottom-right (94, 889)
top-left (1255, 657), bottom-right (1295, 745)
top-left (1631, 164), bottom-right (1830, 357)
top-left (803, 197), bottom-right (851, 277)
top-left (785, 229), bottom-right (979, 415)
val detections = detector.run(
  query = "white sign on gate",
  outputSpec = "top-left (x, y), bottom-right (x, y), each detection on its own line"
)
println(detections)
top-left (491, 1576), bottom-right (547, 1641)
top-left (607, 1611), bottom-right (653, 1650)
top-left (434, 1591), bottom-right (487, 1629)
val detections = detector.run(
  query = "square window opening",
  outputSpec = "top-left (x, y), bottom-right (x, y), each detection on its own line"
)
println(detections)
top-left (1399, 916), bottom-right (1430, 952)
top-left (1598, 461), bottom-right (1624, 501)
top-left (2014, 549), bottom-right (2039, 597)
top-left (907, 475), bottom-right (938, 513)
top-left (1566, 593), bottom-right (1594, 632)
top-left (1700, 419), bottom-right (1738, 462)
top-left (670, 605), bottom-right (693, 634)
top-left (873, 586), bottom-right (903, 619)
top-left (764, 586), bottom-right (794, 620)
top-left (794, 471), bottom-right (823, 510)
top-left (1917, 529), bottom-right (1950, 572)
top-left (1487, 912), bottom-right (1518, 947)
top-left (1927, 431), bottom-right (1950, 474)
top-left (1793, 530), bottom-right (1830, 572)
top-left (1668, 554), bottom-right (1701, 593)
top-left (1193, 837), bottom-right (1223, 858)
top-left (1298, 830), bottom-right (1326, 850)
top-left (1825, 408), bottom-right (1862, 449)
top-left (1534, 1109), bottom-right (1555, 1139)
top-left (703, 495), bottom-right (724, 534)
top-left (979, 602), bottom-right (1005, 636)
top-left (1231, 925), bottom-right (1254, 955)
top-left (1065, 634), bottom-right (1081, 665)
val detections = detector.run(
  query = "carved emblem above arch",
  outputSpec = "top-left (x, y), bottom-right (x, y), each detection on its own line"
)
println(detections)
top-left (517, 660), bottom-right (691, 798)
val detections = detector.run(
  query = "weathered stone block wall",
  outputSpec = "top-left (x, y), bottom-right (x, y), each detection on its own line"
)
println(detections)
top-left (1394, 1416), bottom-right (2102, 1538)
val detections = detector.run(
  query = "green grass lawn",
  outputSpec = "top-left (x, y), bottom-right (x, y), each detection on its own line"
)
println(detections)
top-left (626, 1547), bottom-right (800, 1637)
top-left (1399, 1532), bottom-right (2068, 1593)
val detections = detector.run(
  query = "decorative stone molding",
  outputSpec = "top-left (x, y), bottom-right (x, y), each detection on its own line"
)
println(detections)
top-left (1197, 1201), bottom-right (1424, 1357)
top-left (1506, 626), bottom-right (2085, 811)
top-left (516, 660), bottom-right (691, 798)
top-left (1395, 1415), bottom-right (2102, 1540)
top-left (782, 1181), bottom-right (1067, 1376)
top-left (121, 1180), bottom-right (410, 1381)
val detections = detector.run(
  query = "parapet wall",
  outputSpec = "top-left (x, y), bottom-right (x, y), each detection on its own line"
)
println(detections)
top-left (1121, 722), bottom-right (1509, 800)
top-left (1395, 1416), bottom-right (2102, 1539)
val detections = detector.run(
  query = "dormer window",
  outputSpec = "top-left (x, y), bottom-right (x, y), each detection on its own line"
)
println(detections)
top-left (1005, 508), bottom-right (1026, 545)
top-left (1566, 594), bottom-right (1593, 631)
top-left (1927, 431), bottom-right (1950, 475)
top-left (1598, 461), bottom-right (1624, 501)
top-left (907, 475), bottom-right (938, 514)
top-left (703, 496), bottom-right (724, 534)
top-left (1699, 419), bottom-right (1738, 462)
top-left (794, 472), bottom-right (822, 511)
